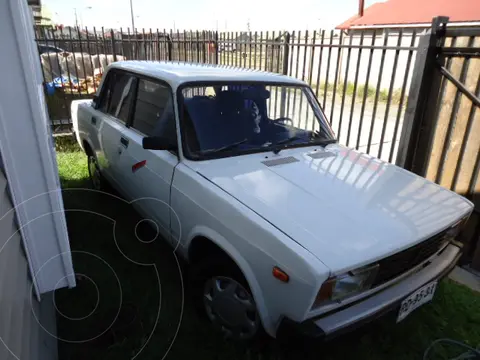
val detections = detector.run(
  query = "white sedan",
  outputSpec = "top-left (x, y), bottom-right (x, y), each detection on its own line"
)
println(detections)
top-left (72, 61), bottom-right (473, 341)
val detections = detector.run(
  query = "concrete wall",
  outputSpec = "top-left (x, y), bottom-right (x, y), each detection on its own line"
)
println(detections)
top-left (0, 164), bottom-right (58, 360)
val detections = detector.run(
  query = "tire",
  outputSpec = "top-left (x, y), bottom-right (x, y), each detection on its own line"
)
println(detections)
top-left (190, 257), bottom-right (264, 342)
top-left (87, 154), bottom-right (105, 191)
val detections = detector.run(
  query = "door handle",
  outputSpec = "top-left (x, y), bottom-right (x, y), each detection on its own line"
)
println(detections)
top-left (91, 116), bottom-right (97, 125)
top-left (120, 137), bottom-right (129, 148)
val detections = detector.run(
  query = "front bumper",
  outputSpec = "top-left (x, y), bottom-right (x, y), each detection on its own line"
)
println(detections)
top-left (277, 244), bottom-right (461, 339)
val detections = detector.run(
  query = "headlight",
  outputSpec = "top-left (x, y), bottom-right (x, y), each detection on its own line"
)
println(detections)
top-left (312, 264), bottom-right (379, 309)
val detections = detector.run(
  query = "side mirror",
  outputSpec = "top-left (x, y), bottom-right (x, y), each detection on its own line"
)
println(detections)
top-left (142, 136), bottom-right (177, 151)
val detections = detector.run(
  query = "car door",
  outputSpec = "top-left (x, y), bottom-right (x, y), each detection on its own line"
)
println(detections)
top-left (117, 77), bottom-right (179, 241)
top-left (90, 70), bottom-right (136, 190)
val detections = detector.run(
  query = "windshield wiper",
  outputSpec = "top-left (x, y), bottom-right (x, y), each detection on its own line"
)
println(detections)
top-left (200, 138), bottom-right (248, 155)
top-left (270, 136), bottom-right (300, 154)
top-left (308, 138), bottom-right (337, 146)
top-left (270, 136), bottom-right (336, 155)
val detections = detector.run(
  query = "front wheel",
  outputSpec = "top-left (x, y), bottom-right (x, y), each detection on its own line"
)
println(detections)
top-left (191, 258), bottom-right (263, 341)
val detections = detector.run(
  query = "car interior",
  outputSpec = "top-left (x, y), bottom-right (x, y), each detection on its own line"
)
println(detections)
top-left (181, 85), bottom-right (312, 154)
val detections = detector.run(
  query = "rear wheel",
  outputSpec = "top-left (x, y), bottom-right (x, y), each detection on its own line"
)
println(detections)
top-left (87, 154), bottom-right (104, 190)
top-left (191, 257), bottom-right (262, 341)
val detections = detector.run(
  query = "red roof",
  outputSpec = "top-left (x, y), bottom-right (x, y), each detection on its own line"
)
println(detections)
top-left (337, 0), bottom-right (480, 29)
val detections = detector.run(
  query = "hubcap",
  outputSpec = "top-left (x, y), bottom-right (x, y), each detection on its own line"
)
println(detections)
top-left (88, 156), bottom-right (101, 190)
top-left (203, 276), bottom-right (259, 340)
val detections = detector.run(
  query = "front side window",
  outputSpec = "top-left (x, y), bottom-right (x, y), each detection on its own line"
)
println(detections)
top-left (131, 79), bottom-right (176, 141)
top-left (98, 71), bottom-right (136, 124)
top-left (179, 83), bottom-right (336, 159)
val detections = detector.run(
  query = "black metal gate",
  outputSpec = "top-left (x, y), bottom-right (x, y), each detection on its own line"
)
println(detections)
top-left (397, 17), bottom-right (480, 270)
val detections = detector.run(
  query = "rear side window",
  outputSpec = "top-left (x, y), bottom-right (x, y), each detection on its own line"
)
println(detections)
top-left (131, 79), bottom-right (175, 140)
top-left (97, 71), bottom-right (136, 124)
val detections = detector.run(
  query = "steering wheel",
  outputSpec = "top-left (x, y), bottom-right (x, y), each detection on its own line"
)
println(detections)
top-left (273, 117), bottom-right (294, 126)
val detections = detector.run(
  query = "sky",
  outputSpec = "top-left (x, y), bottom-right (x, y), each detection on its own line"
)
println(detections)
top-left (43, 0), bottom-right (383, 31)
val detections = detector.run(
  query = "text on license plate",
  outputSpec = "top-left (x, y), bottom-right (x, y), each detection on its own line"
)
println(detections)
top-left (397, 281), bottom-right (437, 323)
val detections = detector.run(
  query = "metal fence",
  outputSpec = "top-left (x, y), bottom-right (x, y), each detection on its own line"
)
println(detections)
top-left (397, 17), bottom-right (480, 270)
top-left (35, 25), bottom-right (418, 163)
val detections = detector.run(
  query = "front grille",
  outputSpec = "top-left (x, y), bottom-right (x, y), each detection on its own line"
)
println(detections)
top-left (372, 230), bottom-right (448, 287)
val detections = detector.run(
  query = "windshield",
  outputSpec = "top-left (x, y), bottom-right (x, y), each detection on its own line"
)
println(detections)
top-left (178, 83), bottom-right (336, 159)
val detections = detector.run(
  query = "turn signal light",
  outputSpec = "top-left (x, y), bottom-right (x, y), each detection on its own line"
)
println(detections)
top-left (272, 266), bottom-right (289, 283)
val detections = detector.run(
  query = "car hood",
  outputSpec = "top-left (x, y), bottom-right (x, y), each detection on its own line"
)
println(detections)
top-left (190, 145), bottom-right (473, 273)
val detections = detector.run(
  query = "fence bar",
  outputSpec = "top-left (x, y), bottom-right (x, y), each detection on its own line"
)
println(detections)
top-left (202, 31), bottom-right (206, 63)
top-left (314, 30), bottom-right (325, 98)
top-left (253, 31), bottom-right (258, 69)
top-left (329, 31), bottom-right (343, 123)
top-left (441, 47), bottom-right (480, 57)
top-left (265, 31), bottom-right (270, 71)
top-left (378, 29), bottom-right (403, 159)
top-left (396, 16), bottom-right (449, 172)
top-left (111, 29), bottom-right (118, 62)
top-left (120, 28), bottom-right (127, 60)
top-left (274, 31), bottom-right (282, 117)
top-left (141, 28), bottom-right (146, 60)
top-left (452, 74), bottom-right (480, 192)
top-left (67, 27), bottom-right (82, 96)
top-left (85, 27), bottom-right (97, 93)
top-left (286, 31), bottom-right (295, 115)
top-left (355, 30), bottom-right (376, 150)
top-left (307, 31), bottom-right (316, 87)
top-left (249, 31), bottom-right (252, 68)
top-left (78, 26), bottom-right (89, 93)
top-left (337, 32), bottom-right (354, 139)
top-left (389, 30), bottom-right (417, 162)
top-left (259, 32), bottom-right (263, 70)
top-left (292, 31), bottom-right (302, 121)
top-left (270, 31), bottom-right (275, 72)
top-left (366, 30), bottom-right (389, 154)
top-left (323, 30), bottom-right (334, 112)
top-left (49, 27), bottom-right (70, 122)
top-left (438, 65), bottom-right (480, 107)
top-left (234, 31), bottom-right (238, 66)
top-left (445, 28), bottom-right (480, 37)
top-left (436, 36), bottom-right (476, 185)
top-left (346, 31), bottom-right (364, 146)
top-left (297, 30), bottom-right (308, 128)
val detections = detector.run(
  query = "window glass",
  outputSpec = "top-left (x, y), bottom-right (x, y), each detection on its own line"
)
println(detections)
top-left (180, 83), bottom-right (335, 157)
top-left (132, 79), bottom-right (175, 140)
top-left (105, 72), bottom-right (135, 123)
top-left (97, 72), bottom-right (113, 113)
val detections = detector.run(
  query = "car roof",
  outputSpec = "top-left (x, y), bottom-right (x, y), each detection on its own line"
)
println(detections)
top-left (108, 61), bottom-right (306, 88)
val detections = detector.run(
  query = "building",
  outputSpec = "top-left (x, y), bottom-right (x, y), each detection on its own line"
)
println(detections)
top-left (337, 0), bottom-right (480, 31)
top-left (28, 0), bottom-right (53, 27)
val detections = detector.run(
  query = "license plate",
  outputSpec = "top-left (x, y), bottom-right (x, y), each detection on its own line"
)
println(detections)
top-left (397, 281), bottom-right (437, 323)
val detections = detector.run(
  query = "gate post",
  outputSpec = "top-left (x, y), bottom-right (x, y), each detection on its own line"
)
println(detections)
top-left (396, 16), bottom-right (449, 174)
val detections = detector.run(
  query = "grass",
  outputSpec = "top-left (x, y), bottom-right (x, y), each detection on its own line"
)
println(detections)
top-left (54, 139), bottom-right (480, 360)
top-left (313, 81), bottom-right (405, 105)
